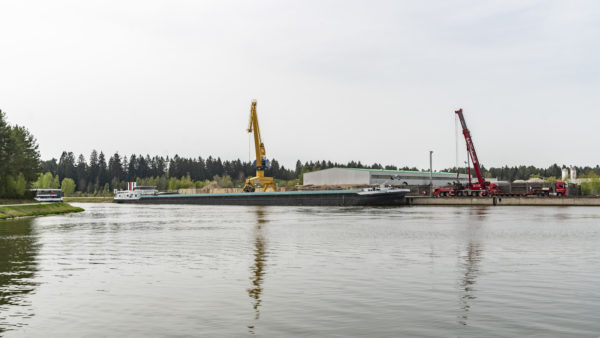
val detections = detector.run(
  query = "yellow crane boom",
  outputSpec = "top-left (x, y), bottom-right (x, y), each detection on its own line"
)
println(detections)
top-left (243, 100), bottom-right (277, 192)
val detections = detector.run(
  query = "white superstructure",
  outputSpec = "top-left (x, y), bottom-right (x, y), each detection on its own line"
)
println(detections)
top-left (357, 186), bottom-right (410, 196)
top-left (32, 189), bottom-right (64, 202)
top-left (114, 186), bottom-right (157, 201)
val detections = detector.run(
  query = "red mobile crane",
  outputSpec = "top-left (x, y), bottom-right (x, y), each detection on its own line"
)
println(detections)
top-left (434, 109), bottom-right (499, 197)
top-left (434, 108), bottom-right (568, 198)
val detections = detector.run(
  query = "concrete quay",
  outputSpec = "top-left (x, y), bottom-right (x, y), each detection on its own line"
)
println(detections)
top-left (406, 196), bottom-right (600, 206)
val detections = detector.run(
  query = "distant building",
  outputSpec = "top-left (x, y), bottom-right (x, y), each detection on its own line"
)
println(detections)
top-left (303, 168), bottom-right (473, 186)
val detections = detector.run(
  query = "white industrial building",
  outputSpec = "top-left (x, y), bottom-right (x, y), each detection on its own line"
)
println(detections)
top-left (303, 168), bottom-right (473, 186)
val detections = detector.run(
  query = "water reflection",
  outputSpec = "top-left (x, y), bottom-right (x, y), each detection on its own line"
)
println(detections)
top-left (247, 207), bottom-right (268, 334)
top-left (458, 211), bottom-right (485, 327)
top-left (458, 241), bottom-right (482, 326)
top-left (468, 207), bottom-right (489, 220)
top-left (0, 218), bottom-right (40, 333)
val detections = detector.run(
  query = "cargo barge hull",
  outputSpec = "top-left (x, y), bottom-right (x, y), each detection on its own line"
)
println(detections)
top-left (114, 189), bottom-right (409, 206)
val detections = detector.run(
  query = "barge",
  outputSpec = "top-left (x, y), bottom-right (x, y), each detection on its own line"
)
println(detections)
top-left (114, 187), bottom-right (410, 206)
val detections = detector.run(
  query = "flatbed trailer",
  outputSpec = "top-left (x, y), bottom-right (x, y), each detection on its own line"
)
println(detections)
top-left (434, 182), bottom-right (567, 198)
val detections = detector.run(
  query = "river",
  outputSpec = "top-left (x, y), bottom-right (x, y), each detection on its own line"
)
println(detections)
top-left (1, 204), bottom-right (599, 337)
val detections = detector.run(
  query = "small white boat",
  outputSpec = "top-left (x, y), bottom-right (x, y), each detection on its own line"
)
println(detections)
top-left (32, 189), bottom-right (64, 202)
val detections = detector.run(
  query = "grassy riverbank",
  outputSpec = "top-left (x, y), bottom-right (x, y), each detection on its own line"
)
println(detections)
top-left (0, 202), bottom-right (84, 220)
top-left (63, 196), bottom-right (113, 203)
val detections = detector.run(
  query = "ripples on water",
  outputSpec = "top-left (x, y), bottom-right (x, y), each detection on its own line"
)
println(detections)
top-left (1, 204), bottom-right (600, 337)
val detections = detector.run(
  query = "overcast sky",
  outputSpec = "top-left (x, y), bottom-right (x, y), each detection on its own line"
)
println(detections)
top-left (1, 0), bottom-right (598, 170)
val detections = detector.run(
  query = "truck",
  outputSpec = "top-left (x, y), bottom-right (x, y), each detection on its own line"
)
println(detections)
top-left (514, 180), bottom-right (568, 197)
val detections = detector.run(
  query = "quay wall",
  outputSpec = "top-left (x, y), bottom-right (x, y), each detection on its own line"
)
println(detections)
top-left (407, 197), bottom-right (600, 206)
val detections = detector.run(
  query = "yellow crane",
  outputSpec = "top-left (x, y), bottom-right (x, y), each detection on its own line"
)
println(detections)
top-left (243, 100), bottom-right (277, 192)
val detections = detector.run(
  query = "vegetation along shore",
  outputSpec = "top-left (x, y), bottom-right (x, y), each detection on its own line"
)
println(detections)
top-left (63, 196), bottom-right (113, 203)
top-left (0, 202), bottom-right (84, 220)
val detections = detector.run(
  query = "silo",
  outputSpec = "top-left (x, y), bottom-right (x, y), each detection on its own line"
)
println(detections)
top-left (561, 168), bottom-right (569, 180)
top-left (570, 167), bottom-right (577, 181)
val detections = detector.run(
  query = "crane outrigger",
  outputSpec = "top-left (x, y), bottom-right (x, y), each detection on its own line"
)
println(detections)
top-left (243, 100), bottom-right (277, 193)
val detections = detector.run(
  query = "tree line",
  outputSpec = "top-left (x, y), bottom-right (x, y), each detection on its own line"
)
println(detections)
top-left (35, 149), bottom-right (600, 195)
top-left (39, 152), bottom-right (298, 194)
top-left (38, 151), bottom-right (420, 194)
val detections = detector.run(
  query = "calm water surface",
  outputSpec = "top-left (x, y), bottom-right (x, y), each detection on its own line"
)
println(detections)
top-left (1, 204), bottom-right (599, 337)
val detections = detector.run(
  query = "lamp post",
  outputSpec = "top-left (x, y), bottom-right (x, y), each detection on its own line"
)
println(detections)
top-left (429, 150), bottom-right (433, 197)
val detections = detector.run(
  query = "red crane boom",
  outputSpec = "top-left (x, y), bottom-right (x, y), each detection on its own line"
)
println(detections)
top-left (455, 109), bottom-right (486, 190)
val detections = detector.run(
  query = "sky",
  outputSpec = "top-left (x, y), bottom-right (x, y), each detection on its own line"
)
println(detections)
top-left (1, 0), bottom-right (599, 170)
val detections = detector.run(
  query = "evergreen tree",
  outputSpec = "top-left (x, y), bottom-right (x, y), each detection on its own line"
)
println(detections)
top-left (128, 154), bottom-right (137, 180)
top-left (0, 110), bottom-right (41, 197)
top-left (57, 151), bottom-right (76, 180)
top-left (0, 110), bottom-right (13, 183)
top-left (295, 160), bottom-right (302, 177)
top-left (98, 151), bottom-right (108, 187)
top-left (108, 153), bottom-right (124, 185)
top-left (89, 150), bottom-right (99, 184)
top-left (8, 126), bottom-right (41, 182)
top-left (168, 155), bottom-right (180, 178)
top-left (41, 158), bottom-right (58, 174)
top-left (136, 155), bottom-right (150, 178)
top-left (76, 154), bottom-right (88, 191)
top-left (88, 150), bottom-right (100, 192)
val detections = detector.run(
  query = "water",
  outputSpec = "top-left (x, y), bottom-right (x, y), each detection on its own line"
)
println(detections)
top-left (1, 204), bottom-right (599, 337)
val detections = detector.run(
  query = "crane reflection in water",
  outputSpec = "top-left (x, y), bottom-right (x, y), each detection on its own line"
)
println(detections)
top-left (0, 218), bottom-right (40, 334)
top-left (247, 207), bottom-right (268, 334)
top-left (458, 207), bottom-right (485, 327)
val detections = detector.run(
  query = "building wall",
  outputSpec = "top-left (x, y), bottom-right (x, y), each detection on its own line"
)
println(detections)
top-left (370, 171), bottom-right (473, 186)
top-left (304, 168), bottom-right (370, 185)
top-left (304, 168), bottom-right (473, 186)
top-left (369, 173), bottom-right (467, 186)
